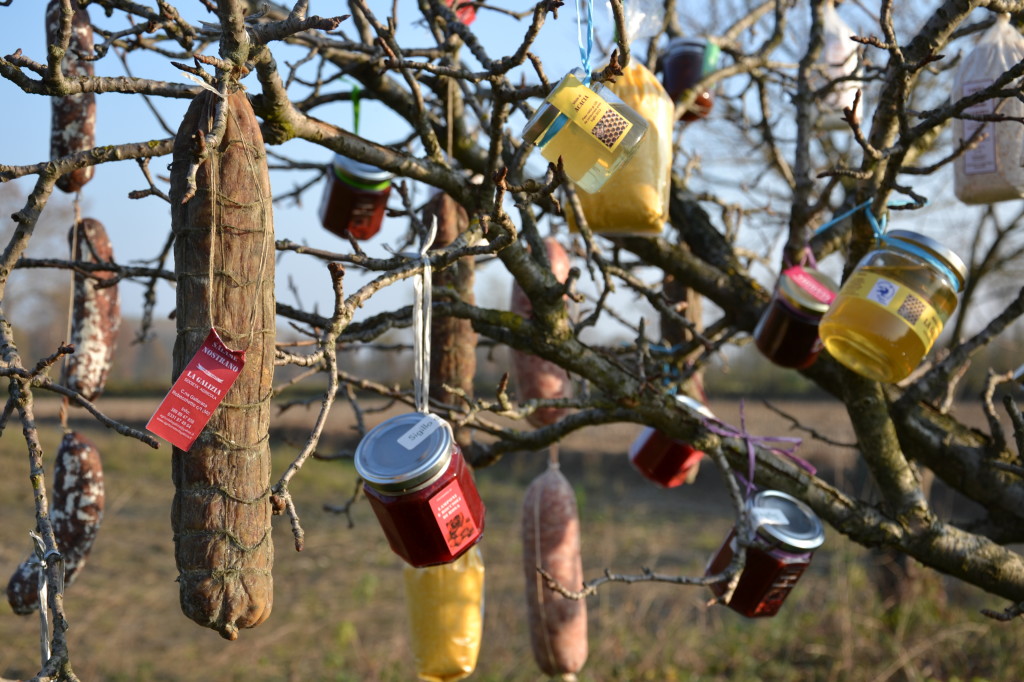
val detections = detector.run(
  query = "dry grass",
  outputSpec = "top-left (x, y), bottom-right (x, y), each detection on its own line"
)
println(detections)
top-left (1, 397), bottom-right (1022, 681)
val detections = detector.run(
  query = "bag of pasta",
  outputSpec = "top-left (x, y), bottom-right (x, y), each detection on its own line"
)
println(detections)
top-left (567, 62), bottom-right (674, 235)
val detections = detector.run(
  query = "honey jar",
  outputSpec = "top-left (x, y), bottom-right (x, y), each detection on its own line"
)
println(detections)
top-left (661, 38), bottom-right (720, 121)
top-left (818, 230), bottom-right (967, 383)
top-left (318, 154), bottom-right (392, 240)
top-left (705, 490), bottom-right (825, 618)
top-left (521, 68), bottom-right (649, 193)
top-left (629, 395), bottom-right (715, 487)
top-left (354, 413), bottom-right (485, 567)
top-left (753, 265), bottom-right (838, 369)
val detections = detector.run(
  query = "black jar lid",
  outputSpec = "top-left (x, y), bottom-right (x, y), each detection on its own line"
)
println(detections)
top-left (777, 266), bottom-right (838, 315)
top-left (353, 412), bottom-right (454, 494)
top-left (748, 489), bottom-right (825, 552)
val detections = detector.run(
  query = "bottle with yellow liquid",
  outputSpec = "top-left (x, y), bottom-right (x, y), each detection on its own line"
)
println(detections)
top-left (403, 546), bottom-right (484, 682)
top-left (521, 68), bottom-right (649, 193)
top-left (819, 230), bottom-right (967, 383)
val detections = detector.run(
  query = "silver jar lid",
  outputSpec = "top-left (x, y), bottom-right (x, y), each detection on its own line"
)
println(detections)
top-left (331, 154), bottom-right (393, 184)
top-left (882, 230), bottom-right (967, 292)
top-left (353, 413), bottom-right (454, 494)
top-left (748, 490), bottom-right (825, 552)
top-left (674, 394), bottom-right (715, 420)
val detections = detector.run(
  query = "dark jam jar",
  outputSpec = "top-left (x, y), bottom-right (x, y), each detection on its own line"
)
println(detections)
top-left (661, 38), bottom-right (720, 122)
top-left (705, 490), bottom-right (825, 618)
top-left (629, 395), bottom-right (715, 488)
top-left (753, 265), bottom-right (838, 369)
top-left (354, 413), bottom-right (485, 567)
top-left (318, 154), bottom-right (393, 240)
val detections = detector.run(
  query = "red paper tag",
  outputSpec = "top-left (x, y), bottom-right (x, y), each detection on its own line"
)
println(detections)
top-left (146, 329), bottom-right (245, 451)
top-left (429, 478), bottom-right (478, 555)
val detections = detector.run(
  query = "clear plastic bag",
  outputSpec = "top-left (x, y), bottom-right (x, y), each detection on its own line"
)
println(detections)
top-left (953, 13), bottom-right (1024, 204)
top-left (568, 62), bottom-right (674, 234)
top-left (819, 0), bottom-right (862, 130)
top-left (403, 546), bottom-right (485, 682)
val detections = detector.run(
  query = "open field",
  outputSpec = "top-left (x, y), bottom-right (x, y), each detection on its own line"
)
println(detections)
top-left (2, 397), bottom-right (1023, 681)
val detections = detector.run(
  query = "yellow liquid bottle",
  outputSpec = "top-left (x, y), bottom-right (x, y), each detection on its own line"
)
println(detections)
top-left (403, 546), bottom-right (484, 682)
top-left (819, 231), bottom-right (966, 383)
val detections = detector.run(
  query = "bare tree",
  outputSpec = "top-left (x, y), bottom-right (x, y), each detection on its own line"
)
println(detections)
top-left (6, 0), bottom-right (1024, 678)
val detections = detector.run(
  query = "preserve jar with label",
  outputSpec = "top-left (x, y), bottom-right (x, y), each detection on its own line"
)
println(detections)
top-left (404, 546), bottom-right (484, 682)
top-left (661, 38), bottom-right (720, 121)
top-left (753, 265), bottom-right (838, 369)
top-left (629, 395), bottom-right (715, 488)
top-left (818, 230), bottom-right (967, 383)
top-left (354, 412), bottom-right (485, 567)
top-left (318, 154), bottom-right (393, 240)
top-left (521, 68), bottom-right (649, 193)
top-left (705, 490), bottom-right (825, 618)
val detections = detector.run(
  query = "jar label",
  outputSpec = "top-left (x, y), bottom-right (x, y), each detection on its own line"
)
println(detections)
top-left (398, 414), bottom-right (443, 450)
top-left (842, 271), bottom-right (943, 347)
top-left (548, 74), bottom-right (633, 152)
top-left (783, 265), bottom-right (836, 305)
top-left (429, 479), bottom-right (478, 555)
top-left (961, 80), bottom-right (997, 176)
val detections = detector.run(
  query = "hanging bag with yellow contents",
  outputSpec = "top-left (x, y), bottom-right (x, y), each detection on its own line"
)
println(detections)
top-left (568, 61), bottom-right (675, 235)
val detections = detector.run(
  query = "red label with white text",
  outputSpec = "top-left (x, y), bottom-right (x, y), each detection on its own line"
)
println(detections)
top-left (146, 329), bottom-right (245, 451)
top-left (429, 479), bottom-right (478, 554)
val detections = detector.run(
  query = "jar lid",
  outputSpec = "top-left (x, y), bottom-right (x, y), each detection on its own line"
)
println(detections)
top-left (777, 266), bottom-right (838, 315)
top-left (673, 394), bottom-right (715, 420)
top-left (748, 490), bottom-right (825, 552)
top-left (667, 37), bottom-right (708, 52)
top-left (331, 154), bottom-right (393, 184)
top-left (883, 230), bottom-right (967, 292)
top-left (353, 413), bottom-right (454, 493)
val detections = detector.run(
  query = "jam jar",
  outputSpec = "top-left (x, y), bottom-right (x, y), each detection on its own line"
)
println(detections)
top-left (705, 490), bottom-right (825, 618)
top-left (354, 412), bottom-right (485, 567)
top-left (522, 68), bottom-right (649, 193)
top-left (629, 395), bottom-right (715, 488)
top-left (661, 38), bottom-right (720, 121)
top-left (753, 265), bottom-right (838, 369)
top-left (318, 154), bottom-right (393, 240)
top-left (818, 230), bottom-right (967, 383)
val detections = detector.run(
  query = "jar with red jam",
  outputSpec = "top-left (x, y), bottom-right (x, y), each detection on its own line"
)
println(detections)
top-left (661, 38), bottom-right (720, 122)
top-left (629, 395), bottom-right (715, 488)
top-left (705, 490), bottom-right (825, 618)
top-left (354, 412), bottom-right (485, 567)
top-left (318, 154), bottom-right (393, 240)
top-left (753, 265), bottom-right (838, 369)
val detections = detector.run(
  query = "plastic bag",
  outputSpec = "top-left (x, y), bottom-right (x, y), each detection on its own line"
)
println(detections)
top-left (953, 13), bottom-right (1024, 204)
top-left (819, 0), bottom-right (862, 130)
top-left (568, 62), bottom-right (674, 235)
top-left (403, 547), bottom-right (485, 682)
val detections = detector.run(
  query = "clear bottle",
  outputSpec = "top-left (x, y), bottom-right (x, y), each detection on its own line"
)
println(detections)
top-left (818, 230), bottom-right (967, 383)
top-left (705, 490), bottom-right (825, 618)
top-left (354, 413), bottom-right (485, 567)
top-left (318, 154), bottom-right (393, 240)
top-left (522, 68), bottom-right (649, 193)
top-left (753, 265), bottom-right (838, 369)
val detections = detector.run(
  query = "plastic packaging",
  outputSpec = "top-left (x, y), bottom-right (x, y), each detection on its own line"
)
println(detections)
top-left (819, 230), bottom-right (967, 383)
top-left (522, 68), bottom-right (649, 193)
top-left (404, 546), bottom-right (484, 682)
top-left (953, 13), bottom-right (1024, 203)
top-left (567, 62), bottom-right (674, 234)
top-left (753, 265), bottom-right (838, 369)
top-left (818, 0), bottom-right (862, 130)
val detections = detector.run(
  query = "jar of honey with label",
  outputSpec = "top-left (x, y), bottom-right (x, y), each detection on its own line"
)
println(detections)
top-left (522, 68), bottom-right (649, 193)
top-left (629, 395), bottom-right (715, 488)
top-left (318, 154), bottom-right (393, 240)
top-left (705, 490), bottom-right (825, 618)
top-left (754, 265), bottom-right (838, 369)
top-left (354, 412), bottom-right (485, 567)
top-left (818, 230), bottom-right (967, 383)
top-left (661, 38), bottom-right (720, 121)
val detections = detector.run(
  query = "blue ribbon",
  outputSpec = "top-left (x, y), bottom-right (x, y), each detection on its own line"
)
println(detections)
top-left (576, 0), bottom-right (594, 79)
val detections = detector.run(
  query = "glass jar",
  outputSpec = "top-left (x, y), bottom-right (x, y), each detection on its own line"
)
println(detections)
top-left (354, 413), bottom-right (485, 567)
top-left (318, 154), bottom-right (393, 240)
top-left (705, 490), bottom-right (825, 618)
top-left (521, 68), bottom-right (649, 194)
top-left (404, 546), bottom-right (484, 682)
top-left (753, 265), bottom-right (838, 369)
top-left (629, 395), bottom-right (715, 488)
top-left (661, 38), bottom-right (720, 121)
top-left (818, 230), bottom-right (967, 383)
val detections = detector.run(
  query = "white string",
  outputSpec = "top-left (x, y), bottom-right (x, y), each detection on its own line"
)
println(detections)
top-left (30, 531), bottom-right (50, 666)
top-left (412, 216), bottom-right (438, 413)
